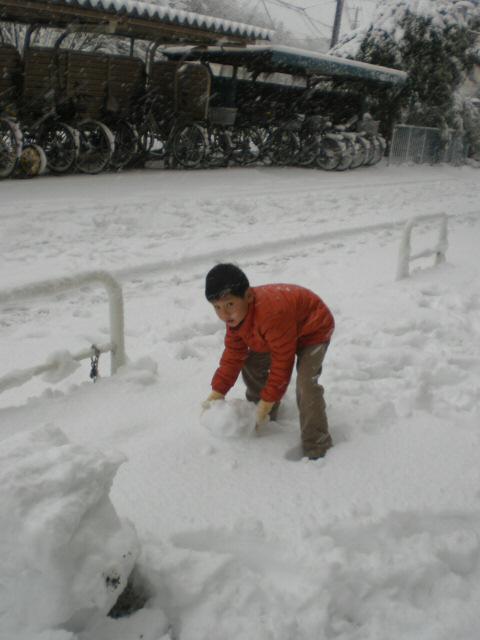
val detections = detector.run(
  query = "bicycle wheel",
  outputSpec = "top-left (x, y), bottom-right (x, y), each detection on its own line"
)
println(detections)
top-left (349, 135), bottom-right (370, 169)
top-left (138, 125), bottom-right (168, 162)
top-left (316, 135), bottom-right (344, 170)
top-left (336, 136), bottom-right (356, 171)
top-left (77, 120), bottom-right (114, 174)
top-left (266, 128), bottom-right (299, 165)
top-left (258, 127), bottom-right (273, 165)
top-left (20, 143), bottom-right (47, 177)
top-left (366, 135), bottom-right (386, 166)
top-left (109, 120), bottom-right (138, 170)
top-left (171, 123), bottom-right (206, 168)
top-left (0, 117), bottom-right (21, 178)
top-left (204, 126), bottom-right (232, 168)
top-left (39, 122), bottom-right (78, 174)
top-left (230, 126), bottom-right (263, 165)
top-left (297, 132), bottom-right (320, 167)
top-left (363, 137), bottom-right (376, 165)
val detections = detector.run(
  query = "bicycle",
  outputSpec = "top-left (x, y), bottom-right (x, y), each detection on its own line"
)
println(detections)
top-left (229, 123), bottom-right (264, 166)
top-left (101, 101), bottom-right (139, 171)
top-left (229, 101), bottom-right (268, 166)
top-left (133, 93), bottom-right (207, 169)
top-left (200, 107), bottom-right (236, 168)
top-left (256, 101), bottom-right (300, 166)
top-left (0, 106), bottom-right (23, 179)
top-left (0, 100), bottom-right (48, 179)
top-left (339, 117), bottom-right (371, 169)
top-left (356, 114), bottom-right (386, 166)
top-left (264, 117), bottom-right (300, 166)
top-left (305, 116), bottom-right (346, 171)
top-left (53, 88), bottom-right (114, 174)
top-left (17, 97), bottom-right (76, 176)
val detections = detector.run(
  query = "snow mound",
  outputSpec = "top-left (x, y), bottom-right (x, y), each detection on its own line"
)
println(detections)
top-left (0, 424), bottom-right (139, 636)
top-left (42, 349), bottom-right (81, 383)
top-left (200, 398), bottom-right (257, 439)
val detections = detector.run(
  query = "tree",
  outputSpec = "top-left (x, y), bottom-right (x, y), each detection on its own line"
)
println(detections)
top-left (334, 1), bottom-right (480, 152)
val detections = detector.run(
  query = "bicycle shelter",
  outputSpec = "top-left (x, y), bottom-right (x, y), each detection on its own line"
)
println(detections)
top-left (1, 0), bottom-right (408, 176)
top-left (1, 0), bottom-right (407, 119)
top-left (1, 0), bottom-right (272, 117)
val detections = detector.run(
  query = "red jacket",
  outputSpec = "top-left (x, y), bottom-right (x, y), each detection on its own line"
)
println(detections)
top-left (211, 284), bottom-right (334, 402)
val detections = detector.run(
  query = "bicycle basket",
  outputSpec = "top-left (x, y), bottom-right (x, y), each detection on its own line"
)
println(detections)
top-left (208, 107), bottom-right (237, 126)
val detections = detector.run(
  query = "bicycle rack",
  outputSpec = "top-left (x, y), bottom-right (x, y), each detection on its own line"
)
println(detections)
top-left (396, 214), bottom-right (448, 280)
top-left (0, 270), bottom-right (126, 393)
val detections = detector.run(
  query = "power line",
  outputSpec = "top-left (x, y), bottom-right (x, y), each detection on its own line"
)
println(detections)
top-left (263, 0), bottom-right (332, 37)
top-left (245, 0), bottom-right (375, 42)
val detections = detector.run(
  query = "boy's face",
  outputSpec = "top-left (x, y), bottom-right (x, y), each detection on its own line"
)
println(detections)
top-left (211, 289), bottom-right (253, 328)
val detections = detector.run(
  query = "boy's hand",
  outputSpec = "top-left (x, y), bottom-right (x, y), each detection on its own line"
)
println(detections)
top-left (256, 400), bottom-right (275, 432)
top-left (201, 390), bottom-right (225, 410)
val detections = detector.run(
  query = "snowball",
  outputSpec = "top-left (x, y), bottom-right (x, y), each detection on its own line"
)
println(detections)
top-left (200, 398), bottom-right (257, 439)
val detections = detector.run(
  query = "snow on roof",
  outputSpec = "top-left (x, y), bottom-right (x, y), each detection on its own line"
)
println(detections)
top-left (46, 0), bottom-right (273, 40)
top-left (162, 44), bottom-right (408, 84)
top-left (255, 44), bottom-right (408, 83)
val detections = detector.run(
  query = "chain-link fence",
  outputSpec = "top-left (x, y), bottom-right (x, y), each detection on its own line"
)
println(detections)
top-left (388, 124), bottom-right (466, 166)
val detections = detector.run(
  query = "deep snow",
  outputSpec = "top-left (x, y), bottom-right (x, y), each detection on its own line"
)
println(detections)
top-left (0, 162), bottom-right (480, 640)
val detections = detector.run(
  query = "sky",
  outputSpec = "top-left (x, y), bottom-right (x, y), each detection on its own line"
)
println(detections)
top-left (253, 0), bottom-right (377, 44)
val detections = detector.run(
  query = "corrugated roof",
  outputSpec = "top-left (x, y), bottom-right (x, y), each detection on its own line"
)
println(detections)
top-left (3, 0), bottom-right (273, 41)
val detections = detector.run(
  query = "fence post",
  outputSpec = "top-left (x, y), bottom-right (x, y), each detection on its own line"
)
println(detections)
top-left (396, 214), bottom-right (448, 280)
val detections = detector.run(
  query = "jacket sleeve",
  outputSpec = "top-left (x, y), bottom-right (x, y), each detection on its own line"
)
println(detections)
top-left (259, 314), bottom-right (298, 403)
top-left (211, 330), bottom-right (248, 395)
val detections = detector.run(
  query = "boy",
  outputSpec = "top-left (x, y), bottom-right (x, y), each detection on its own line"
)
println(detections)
top-left (202, 263), bottom-right (335, 460)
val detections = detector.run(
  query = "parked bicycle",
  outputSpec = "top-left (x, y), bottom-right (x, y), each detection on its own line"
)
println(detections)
top-left (303, 116), bottom-right (346, 171)
top-left (355, 114), bottom-right (386, 166)
top-left (0, 105), bottom-right (23, 179)
top-left (101, 99), bottom-right (139, 171)
top-left (0, 100), bottom-right (49, 178)
top-left (200, 107), bottom-right (235, 168)
top-left (132, 92), bottom-right (207, 169)
top-left (17, 95), bottom-right (77, 175)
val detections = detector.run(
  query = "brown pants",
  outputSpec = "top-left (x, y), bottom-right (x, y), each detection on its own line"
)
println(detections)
top-left (241, 343), bottom-right (332, 459)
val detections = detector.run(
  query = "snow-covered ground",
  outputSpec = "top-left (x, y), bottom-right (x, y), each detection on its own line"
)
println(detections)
top-left (1, 162), bottom-right (479, 640)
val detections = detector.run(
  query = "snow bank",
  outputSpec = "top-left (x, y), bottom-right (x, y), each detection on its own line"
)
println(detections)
top-left (1, 165), bottom-right (480, 640)
top-left (0, 425), bottom-right (139, 637)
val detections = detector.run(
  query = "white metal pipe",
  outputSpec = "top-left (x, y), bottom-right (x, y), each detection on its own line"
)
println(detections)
top-left (396, 214), bottom-right (448, 280)
top-left (0, 343), bottom-right (113, 394)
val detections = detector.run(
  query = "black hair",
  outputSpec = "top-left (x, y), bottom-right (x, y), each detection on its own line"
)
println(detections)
top-left (205, 263), bottom-right (250, 301)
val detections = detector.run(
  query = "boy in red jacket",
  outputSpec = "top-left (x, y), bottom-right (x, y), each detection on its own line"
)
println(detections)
top-left (202, 263), bottom-right (335, 459)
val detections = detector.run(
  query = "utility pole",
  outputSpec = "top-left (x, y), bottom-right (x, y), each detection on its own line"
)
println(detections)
top-left (353, 6), bottom-right (359, 30)
top-left (330, 0), bottom-right (344, 49)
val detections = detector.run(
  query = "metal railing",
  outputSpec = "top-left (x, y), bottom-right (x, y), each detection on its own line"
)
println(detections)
top-left (389, 125), bottom-right (466, 166)
top-left (0, 270), bottom-right (126, 393)
top-left (396, 214), bottom-right (448, 280)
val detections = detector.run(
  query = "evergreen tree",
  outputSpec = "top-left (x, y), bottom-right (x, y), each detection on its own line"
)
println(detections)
top-left (357, 13), bottom-right (476, 126)
top-left (337, 1), bottom-right (480, 153)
